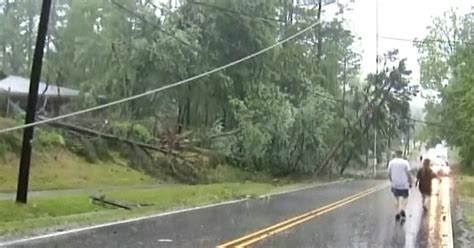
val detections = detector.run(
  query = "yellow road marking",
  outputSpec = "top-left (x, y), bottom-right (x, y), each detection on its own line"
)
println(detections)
top-left (427, 177), bottom-right (454, 248)
top-left (216, 183), bottom-right (388, 248)
top-left (428, 178), bottom-right (439, 245)
top-left (439, 177), bottom-right (453, 248)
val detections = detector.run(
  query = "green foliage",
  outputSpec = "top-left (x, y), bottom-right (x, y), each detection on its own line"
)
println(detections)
top-left (92, 138), bottom-right (111, 161)
top-left (77, 136), bottom-right (99, 163)
top-left (415, 10), bottom-right (469, 91)
top-left (1, 0), bottom-right (416, 178)
top-left (0, 132), bottom-right (21, 157)
top-left (35, 130), bottom-right (66, 149)
top-left (230, 84), bottom-right (336, 175)
top-left (107, 122), bottom-right (153, 142)
top-left (416, 10), bottom-right (474, 169)
top-left (0, 119), bottom-right (67, 158)
top-left (124, 144), bottom-right (156, 176)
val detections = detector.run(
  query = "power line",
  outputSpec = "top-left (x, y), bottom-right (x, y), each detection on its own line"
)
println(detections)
top-left (0, 18), bottom-right (322, 134)
top-left (410, 118), bottom-right (454, 129)
top-left (379, 35), bottom-right (474, 46)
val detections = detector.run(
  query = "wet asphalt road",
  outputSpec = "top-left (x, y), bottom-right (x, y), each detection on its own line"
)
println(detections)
top-left (256, 186), bottom-right (426, 248)
top-left (4, 179), bottom-right (431, 248)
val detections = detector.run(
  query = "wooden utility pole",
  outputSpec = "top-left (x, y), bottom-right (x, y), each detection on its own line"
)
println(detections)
top-left (340, 57), bottom-right (347, 176)
top-left (373, 0), bottom-right (379, 176)
top-left (16, 0), bottom-right (52, 204)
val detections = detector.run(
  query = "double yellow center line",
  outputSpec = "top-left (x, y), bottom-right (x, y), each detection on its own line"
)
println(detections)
top-left (216, 183), bottom-right (388, 248)
top-left (438, 177), bottom-right (453, 248)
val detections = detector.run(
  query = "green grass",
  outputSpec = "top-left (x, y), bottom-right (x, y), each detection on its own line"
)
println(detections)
top-left (0, 148), bottom-right (156, 192)
top-left (456, 173), bottom-right (474, 226)
top-left (457, 175), bottom-right (474, 197)
top-left (0, 182), bottom-right (311, 236)
top-left (0, 117), bottom-right (157, 192)
top-left (0, 117), bottom-right (319, 236)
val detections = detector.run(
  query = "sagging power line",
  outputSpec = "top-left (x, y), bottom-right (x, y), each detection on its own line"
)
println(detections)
top-left (379, 35), bottom-right (474, 46)
top-left (0, 15), bottom-right (322, 134)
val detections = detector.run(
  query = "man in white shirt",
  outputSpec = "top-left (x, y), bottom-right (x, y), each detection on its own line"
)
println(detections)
top-left (388, 150), bottom-right (412, 221)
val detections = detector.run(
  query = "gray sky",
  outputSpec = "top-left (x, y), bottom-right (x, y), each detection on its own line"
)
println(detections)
top-left (345, 0), bottom-right (473, 106)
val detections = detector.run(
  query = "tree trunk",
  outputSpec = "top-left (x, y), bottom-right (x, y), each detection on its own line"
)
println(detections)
top-left (177, 103), bottom-right (184, 133)
top-left (316, 0), bottom-right (323, 64)
top-left (366, 127), bottom-right (369, 168)
top-left (27, 1), bottom-right (35, 67)
top-left (204, 100), bottom-right (209, 127)
top-left (1, 0), bottom-right (10, 70)
top-left (45, 0), bottom-right (56, 59)
top-left (288, 0), bottom-right (294, 25)
top-left (153, 114), bottom-right (159, 139)
top-left (185, 86), bottom-right (191, 128)
top-left (283, 0), bottom-right (288, 32)
top-left (340, 149), bottom-right (354, 175)
top-left (222, 107), bottom-right (227, 130)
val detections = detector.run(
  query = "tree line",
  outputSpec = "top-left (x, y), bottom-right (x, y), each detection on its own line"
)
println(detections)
top-left (416, 8), bottom-right (474, 170)
top-left (0, 0), bottom-right (414, 176)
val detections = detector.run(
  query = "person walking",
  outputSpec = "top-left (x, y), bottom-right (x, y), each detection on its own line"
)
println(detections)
top-left (388, 150), bottom-right (412, 221)
top-left (416, 158), bottom-right (440, 211)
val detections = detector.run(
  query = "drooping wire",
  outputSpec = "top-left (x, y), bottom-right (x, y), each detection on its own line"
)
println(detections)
top-left (0, 15), bottom-right (323, 134)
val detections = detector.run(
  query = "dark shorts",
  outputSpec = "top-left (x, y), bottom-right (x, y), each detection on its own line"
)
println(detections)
top-left (391, 188), bottom-right (409, 198)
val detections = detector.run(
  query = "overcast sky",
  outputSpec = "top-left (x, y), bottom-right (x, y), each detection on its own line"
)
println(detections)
top-left (344, 0), bottom-right (474, 106)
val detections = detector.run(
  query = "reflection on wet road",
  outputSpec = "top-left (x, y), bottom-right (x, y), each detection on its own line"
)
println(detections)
top-left (3, 179), bottom-right (451, 248)
top-left (254, 187), bottom-right (425, 248)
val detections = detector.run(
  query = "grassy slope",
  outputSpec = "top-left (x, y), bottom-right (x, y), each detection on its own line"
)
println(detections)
top-left (0, 149), bottom-right (156, 192)
top-left (0, 182), bottom-right (309, 236)
top-left (0, 117), bottom-right (157, 192)
top-left (457, 175), bottom-right (474, 226)
top-left (452, 148), bottom-right (474, 226)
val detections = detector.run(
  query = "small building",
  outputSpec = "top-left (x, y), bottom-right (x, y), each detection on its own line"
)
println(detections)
top-left (0, 75), bottom-right (80, 117)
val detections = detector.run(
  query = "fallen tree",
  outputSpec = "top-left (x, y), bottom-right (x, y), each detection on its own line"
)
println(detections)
top-left (39, 117), bottom-right (202, 180)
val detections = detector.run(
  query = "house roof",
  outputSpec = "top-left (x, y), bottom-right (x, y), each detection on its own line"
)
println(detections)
top-left (0, 76), bottom-right (79, 97)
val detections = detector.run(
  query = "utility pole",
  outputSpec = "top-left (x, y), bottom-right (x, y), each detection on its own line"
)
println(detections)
top-left (341, 57), bottom-right (347, 160)
top-left (340, 56), bottom-right (347, 177)
top-left (373, 0), bottom-right (379, 177)
top-left (16, 0), bottom-right (52, 204)
top-left (316, 0), bottom-right (323, 64)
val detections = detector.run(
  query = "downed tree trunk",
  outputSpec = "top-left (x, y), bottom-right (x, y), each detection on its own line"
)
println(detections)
top-left (41, 118), bottom-right (203, 180)
top-left (42, 118), bottom-right (178, 156)
top-left (181, 145), bottom-right (241, 164)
